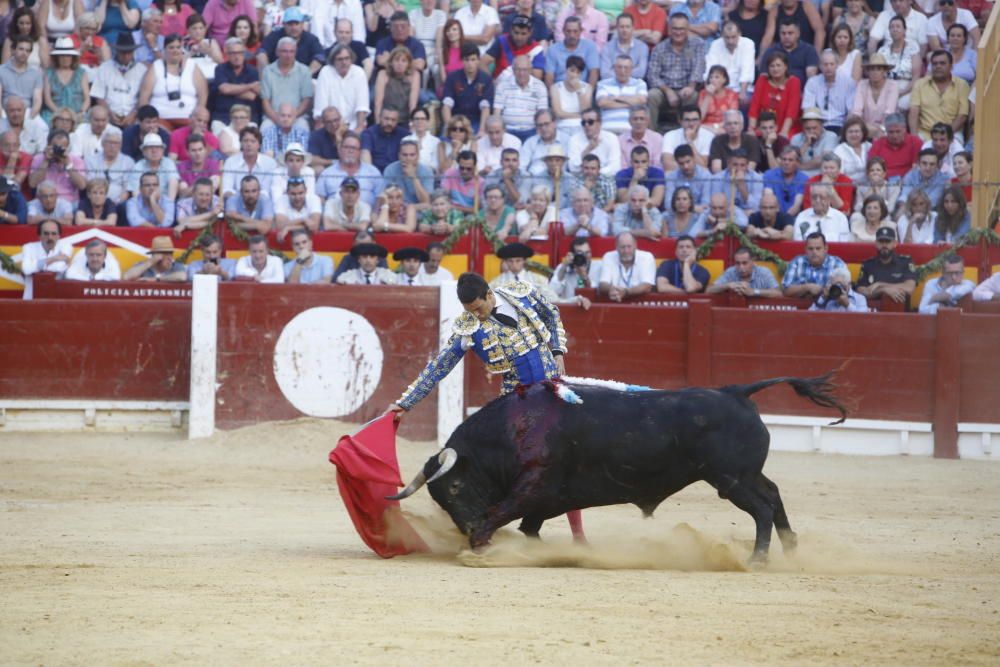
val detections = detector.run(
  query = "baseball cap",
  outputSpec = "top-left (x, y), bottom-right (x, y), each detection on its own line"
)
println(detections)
top-left (341, 177), bottom-right (360, 190)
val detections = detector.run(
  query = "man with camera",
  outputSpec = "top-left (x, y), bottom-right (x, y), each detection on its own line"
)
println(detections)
top-left (186, 233), bottom-right (236, 282)
top-left (27, 130), bottom-right (87, 208)
top-left (549, 237), bottom-right (602, 309)
top-left (808, 267), bottom-right (868, 312)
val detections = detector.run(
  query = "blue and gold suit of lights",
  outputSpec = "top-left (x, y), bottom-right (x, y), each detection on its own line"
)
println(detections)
top-left (397, 282), bottom-right (568, 410)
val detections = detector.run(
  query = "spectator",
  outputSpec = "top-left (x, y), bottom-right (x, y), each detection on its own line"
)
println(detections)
top-left (403, 106), bottom-right (441, 174)
top-left (663, 186), bottom-right (699, 237)
top-left (168, 107), bottom-right (219, 162)
top-left (567, 108), bottom-right (621, 177)
top-left (203, 0), bottom-right (258, 48)
top-left (222, 126), bottom-right (278, 200)
top-left (952, 151), bottom-right (974, 202)
top-left (394, 247), bottom-right (429, 286)
top-left (548, 236), bottom-right (600, 307)
top-left (442, 44), bottom-right (494, 135)
top-left (877, 15), bottom-right (922, 111)
top-left (485, 148), bottom-right (531, 207)
top-left (763, 145), bottom-right (808, 215)
top-left (123, 235), bottom-right (187, 282)
top-left (234, 234), bottom-right (284, 283)
top-left (897, 189), bottom-right (937, 244)
top-left (554, 0), bottom-right (609, 48)
top-left (20, 218), bottom-right (72, 298)
top-left (623, 0), bottom-right (667, 50)
top-left (802, 50), bottom-right (855, 135)
top-left (544, 16), bottom-right (600, 89)
top-left (410, 0), bottom-right (446, 77)
top-left (126, 171), bottom-right (175, 228)
top-left (475, 116), bottom-right (522, 175)
top-left (211, 37), bottom-right (260, 127)
top-left (283, 229), bottom-right (333, 284)
top-left (322, 177), bottom-right (372, 231)
top-left (595, 55), bottom-right (647, 135)
top-left (418, 242), bottom-right (454, 286)
top-left (707, 246), bottom-right (782, 297)
top-left (972, 271), bottom-right (1000, 302)
top-left (440, 150), bottom-right (485, 214)
top-left (761, 20), bottom-right (817, 83)
top-left (561, 187), bottom-right (610, 236)
top-left (918, 253), bottom-right (974, 313)
top-left (802, 153), bottom-right (854, 214)
top-left (42, 37), bottom-right (90, 125)
top-left (934, 185), bottom-right (972, 244)
top-left (75, 178), bottom-right (117, 226)
top-left (616, 146), bottom-right (665, 209)
top-left (216, 104), bottom-right (254, 158)
top-left (929, 0), bottom-right (981, 51)
top-left (855, 159), bottom-right (902, 221)
top-left (335, 242), bottom-right (396, 284)
top-left (618, 106), bottom-right (662, 170)
top-left (748, 51), bottom-right (802, 139)
top-left (601, 14), bottom-right (648, 81)
top-left (663, 144), bottom-right (713, 213)
top-left (373, 46), bottom-right (421, 126)
top-left (128, 133), bottom-right (179, 200)
top-left (763, 0), bottom-right (825, 54)
top-left (382, 139), bottom-right (434, 210)
top-left (186, 233), bottom-right (236, 281)
top-left (869, 0), bottom-right (928, 54)
top-left (437, 113), bottom-right (477, 173)
top-left (3, 8), bottom-right (49, 71)
top-left (834, 0), bottom-right (874, 55)
top-left (0, 97), bottom-right (47, 157)
top-left (900, 148), bottom-right (948, 211)
top-left (923, 122), bottom-right (965, 178)
top-left (373, 183), bottom-right (417, 232)
top-left (137, 35), bottom-right (209, 131)
top-left (550, 54), bottom-right (593, 134)
top-left (501, 0), bottom-right (550, 44)
top-left (794, 183), bottom-right (850, 242)
top-left (851, 55), bottom-right (899, 140)
top-left (710, 149), bottom-right (762, 219)
top-left (943, 25), bottom-right (977, 86)
top-left (131, 6), bottom-right (164, 65)
top-left (121, 104), bottom-right (171, 161)
top-left (417, 188), bottom-right (464, 234)
top-left (176, 178), bottom-right (223, 237)
top-left (177, 133), bottom-right (221, 198)
top-left (691, 190), bottom-right (747, 237)
top-left (484, 14), bottom-right (546, 81)
top-left (223, 175), bottom-right (272, 235)
top-left (537, 144), bottom-right (574, 209)
top-left (65, 239), bottom-right (121, 282)
top-left (782, 231), bottom-right (847, 298)
top-left (568, 153), bottom-right (615, 213)
top-left (0, 131), bottom-right (31, 198)
top-left (0, 36), bottom-right (44, 115)
top-left (28, 129), bottom-right (87, 207)
top-left (495, 55), bottom-right (550, 142)
top-left (232, 15), bottom-right (263, 62)
top-left (259, 7), bottom-right (325, 73)
top-left (856, 226), bottom-right (916, 306)
top-left (523, 109), bottom-right (569, 176)
top-left (0, 175), bottom-right (26, 225)
top-left (833, 116), bottom-right (871, 183)
top-left (709, 109), bottom-right (761, 174)
top-left (791, 109), bottom-right (838, 176)
top-left (829, 19), bottom-right (864, 79)
top-left (97, 0), bottom-right (141, 48)
top-left (599, 230), bottom-right (655, 301)
top-left (309, 107), bottom-right (346, 172)
top-left (72, 105), bottom-right (111, 159)
top-left (262, 103), bottom-right (309, 163)
top-left (671, 0), bottom-right (723, 44)
top-left (514, 184), bottom-right (558, 238)
top-left (869, 113), bottom-right (924, 181)
top-left (755, 111), bottom-right (789, 171)
top-left (159, 1), bottom-right (195, 39)
top-left (612, 185), bottom-right (663, 239)
top-left (647, 14), bottom-right (705, 132)
top-left (488, 242), bottom-right (558, 301)
top-left (704, 22), bottom-right (754, 108)
top-left (183, 14), bottom-right (225, 79)
top-left (365, 0), bottom-right (397, 51)
top-left (656, 234), bottom-right (709, 294)
top-left (454, 0), bottom-right (501, 56)
top-left (275, 177), bottom-right (322, 241)
top-left (850, 194), bottom-right (893, 242)
top-left (86, 126), bottom-right (134, 207)
top-left (316, 132), bottom-right (384, 207)
top-left (260, 36), bottom-right (313, 133)
top-left (909, 50), bottom-right (970, 141)
top-left (698, 65), bottom-right (738, 134)
top-left (746, 190), bottom-right (794, 240)
top-left (809, 266), bottom-right (868, 311)
top-left (435, 18), bottom-right (466, 88)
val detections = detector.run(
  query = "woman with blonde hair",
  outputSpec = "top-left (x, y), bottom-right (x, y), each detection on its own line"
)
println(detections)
top-left (437, 114), bottom-right (475, 173)
top-left (374, 46), bottom-right (420, 126)
top-left (896, 189), bottom-right (936, 245)
top-left (374, 184), bottom-right (417, 233)
top-left (42, 37), bottom-right (89, 124)
top-left (515, 185), bottom-right (557, 240)
top-left (70, 12), bottom-right (110, 72)
top-left (218, 104), bottom-right (255, 157)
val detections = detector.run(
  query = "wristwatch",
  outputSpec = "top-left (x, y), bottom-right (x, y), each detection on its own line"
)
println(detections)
top-left (753, 288), bottom-right (760, 297)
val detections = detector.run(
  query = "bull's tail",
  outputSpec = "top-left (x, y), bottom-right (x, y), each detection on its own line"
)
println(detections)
top-left (722, 371), bottom-right (848, 426)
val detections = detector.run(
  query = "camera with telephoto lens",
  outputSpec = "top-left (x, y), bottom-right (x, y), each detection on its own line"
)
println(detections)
top-left (51, 145), bottom-right (65, 158)
top-left (572, 252), bottom-right (588, 268)
top-left (827, 284), bottom-right (844, 300)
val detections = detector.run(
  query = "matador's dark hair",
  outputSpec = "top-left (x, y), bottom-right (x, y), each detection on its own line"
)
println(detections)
top-left (457, 272), bottom-right (489, 304)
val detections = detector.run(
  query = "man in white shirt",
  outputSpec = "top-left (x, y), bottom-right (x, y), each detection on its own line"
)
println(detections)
top-left (522, 109), bottom-right (569, 176)
top-left (475, 117), bottom-right (522, 175)
top-left (595, 54), bottom-right (649, 134)
top-left (567, 108), bottom-right (622, 176)
top-left (71, 105), bottom-right (111, 158)
top-left (794, 184), bottom-right (850, 242)
top-left (704, 21), bottom-right (755, 106)
top-left (919, 254), bottom-right (975, 313)
top-left (972, 272), bottom-right (1000, 302)
top-left (927, 0), bottom-right (980, 51)
top-left (598, 231), bottom-right (656, 302)
top-left (275, 177), bottom-right (322, 242)
top-left (235, 235), bottom-right (285, 283)
top-left (90, 32), bottom-right (147, 128)
top-left (65, 240), bottom-right (121, 282)
top-left (454, 0), bottom-right (501, 55)
top-left (561, 188), bottom-right (611, 236)
top-left (661, 105), bottom-right (714, 170)
top-left (302, 0), bottom-right (365, 48)
top-left (314, 45), bottom-right (370, 130)
top-left (19, 219), bottom-right (74, 299)
top-left (868, 0), bottom-right (928, 53)
top-left (417, 242), bottom-right (454, 286)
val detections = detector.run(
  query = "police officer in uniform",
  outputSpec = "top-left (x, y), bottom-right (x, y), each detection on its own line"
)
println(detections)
top-left (856, 226), bottom-right (917, 308)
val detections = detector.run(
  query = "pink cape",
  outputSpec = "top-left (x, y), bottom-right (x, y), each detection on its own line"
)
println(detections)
top-left (328, 414), bottom-right (429, 558)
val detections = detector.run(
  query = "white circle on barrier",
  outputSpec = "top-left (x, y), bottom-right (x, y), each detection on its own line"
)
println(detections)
top-left (273, 307), bottom-right (384, 418)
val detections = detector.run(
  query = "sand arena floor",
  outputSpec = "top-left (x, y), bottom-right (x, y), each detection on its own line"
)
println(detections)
top-left (1, 419), bottom-right (999, 666)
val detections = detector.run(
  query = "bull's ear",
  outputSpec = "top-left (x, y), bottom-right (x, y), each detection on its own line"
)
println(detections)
top-left (427, 448), bottom-right (458, 484)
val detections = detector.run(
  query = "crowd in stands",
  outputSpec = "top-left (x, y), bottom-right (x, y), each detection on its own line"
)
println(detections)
top-left (5, 0), bottom-right (999, 306)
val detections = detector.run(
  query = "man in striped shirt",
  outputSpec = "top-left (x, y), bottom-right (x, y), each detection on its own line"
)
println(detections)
top-left (494, 55), bottom-right (550, 142)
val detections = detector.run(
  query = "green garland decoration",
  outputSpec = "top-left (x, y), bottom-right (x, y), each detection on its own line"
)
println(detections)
top-left (178, 224), bottom-right (216, 264)
top-left (439, 213), bottom-right (554, 278)
top-left (912, 227), bottom-right (1000, 283)
top-left (0, 247), bottom-right (21, 276)
top-left (695, 222), bottom-right (789, 275)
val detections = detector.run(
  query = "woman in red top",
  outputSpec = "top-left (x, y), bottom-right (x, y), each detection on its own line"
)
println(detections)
top-left (951, 151), bottom-right (973, 204)
top-left (698, 65), bottom-right (739, 134)
top-left (748, 51), bottom-right (802, 139)
top-left (70, 12), bottom-right (109, 69)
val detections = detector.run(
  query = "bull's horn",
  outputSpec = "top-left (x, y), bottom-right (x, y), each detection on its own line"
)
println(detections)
top-left (426, 448), bottom-right (458, 484)
top-left (386, 470), bottom-right (427, 501)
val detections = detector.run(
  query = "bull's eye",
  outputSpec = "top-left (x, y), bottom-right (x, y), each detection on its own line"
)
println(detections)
top-left (449, 480), bottom-right (462, 496)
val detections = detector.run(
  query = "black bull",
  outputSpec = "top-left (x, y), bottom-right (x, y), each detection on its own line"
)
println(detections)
top-left (390, 374), bottom-right (847, 560)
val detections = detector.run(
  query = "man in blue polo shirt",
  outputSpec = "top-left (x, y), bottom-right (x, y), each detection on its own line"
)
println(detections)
top-left (0, 175), bottom-right (27, 224)
top-left (375, 12), bottom-right (428, 73)
top-left (442, 44), bottom-right (494, 133)
top-left (763, 145), bottom-right (808, 216)
top-left (761, 21), bottom-right (818, 83)
top-left (544, 16), bottom-right (599, 88)
top-left (361, 108), bottom-right (409, 173)
top-left (615, 146), bottom-right (665, 209)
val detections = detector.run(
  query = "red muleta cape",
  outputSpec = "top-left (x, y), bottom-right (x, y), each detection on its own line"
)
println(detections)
top-left (328, 414), bottom-right (429, 558)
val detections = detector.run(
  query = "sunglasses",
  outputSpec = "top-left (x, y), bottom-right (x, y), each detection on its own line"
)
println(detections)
top-left (449, 127), bottom-right (467, 132)
top-left (287, 177), bottom-right (305, 185)
top-left (581, 119), bottom-right (598, 126)
top-left (939, 0), bottom-right (955, 4)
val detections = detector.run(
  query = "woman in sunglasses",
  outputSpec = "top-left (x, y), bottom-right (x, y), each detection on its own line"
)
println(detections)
top-left (437, 114), bottom-right (475, 173)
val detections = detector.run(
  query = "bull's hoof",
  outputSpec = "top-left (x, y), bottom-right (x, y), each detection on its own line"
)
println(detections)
top-left (747, 551), bottom-right (769, 570)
